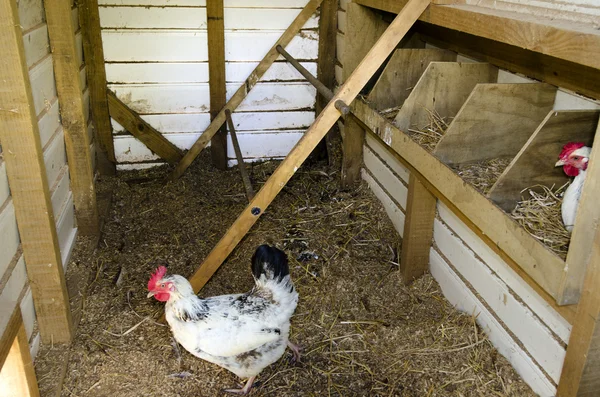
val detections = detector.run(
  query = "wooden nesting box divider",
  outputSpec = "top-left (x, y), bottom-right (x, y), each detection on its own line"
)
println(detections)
top-left (393, 62), bottom-right (499, 133)
top-left (367, 48), bottom-right (457, 111)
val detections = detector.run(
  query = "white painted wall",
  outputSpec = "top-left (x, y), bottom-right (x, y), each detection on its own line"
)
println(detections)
top-left (99, 0), bottom-right (319, 168)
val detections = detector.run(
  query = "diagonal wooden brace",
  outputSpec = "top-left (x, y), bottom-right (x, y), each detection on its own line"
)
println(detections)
top-left (187, 0), bottom-right (432, 293)
top-left (169, 0), bottom-right (325, 180)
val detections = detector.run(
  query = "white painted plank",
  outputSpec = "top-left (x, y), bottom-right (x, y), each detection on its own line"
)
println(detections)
top-left (43, 129), bottom-right (67, 188)
top-left (337, 10), bottom-right (346, 33)
top-left (363, 145), bottom-right (408, 209)
top-left (0, 201), bottom-right (20, 279)
top-left (72, 7), bottom-right (79, 33)
top-left (99, 7), bottom-right (318, 30)
top-left (112, 111), bottom-right (314, 133)
top-left (554, 89), bottom-right (600, 110)
top-left (339, 0), bottom-right (349, 11)
top-left (29, 55), bottom-right (58, 117)
top-left (19, 288), bottom-right (36, 339)
top-left (430, 250), bottom-right (557, 397)
top-left (29, 332), bottom-right (41, 360)
top-left (437, 203), bottom-right (572, 344)
top-left (38, 99), bottom-right (61, 149)
top-left (99, 0), bottom-right (309, 7)
top-left (434, 218), bottom-right (565, 383)
top-left (335, 65), bottom-right (343, 85)
top-left (497, 69), bottom-right (534, 84)
top-left (102, 30), bottom-right (318, 62)
top-left (80, 66), bottom-right (87, 92)
top-left (0, 160), bottom-right (9, 208)
top-left (361, 169), bottom-right (405, 236)
top-left (0, 256), bottom-right (27, 319)
top-left (109, 82), bottom-right (316, 114)
top-left (23, 24), bottom-right (50, 69)
top-left (117, 162), bottom-right (165, 171)
top-left (336, 32), bottom-right (344, 64)
top-left (50, 166), bottom-right (71, 220)
top-left (365, 134), bottom-right (410, 183)
top-left (75, 31), bottom-right (84, 67)
top-left (105, 61), bottom-right (317, 84)
top-left (83, 88), bottom-right (90, 122)
top-left (18, 0), bottom-right (45, 31)
top-left (55, 192), bottom-right (77, 270)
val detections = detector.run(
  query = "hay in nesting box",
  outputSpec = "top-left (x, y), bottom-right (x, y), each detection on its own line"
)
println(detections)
top-left (511, 183), bottom-right (571, 259)
top-left (452, 157), bottom-right (513, 195)
top-left (378, 105), bottom-right (402, 121)
top-left (406, 107), bottom-right (451, 152)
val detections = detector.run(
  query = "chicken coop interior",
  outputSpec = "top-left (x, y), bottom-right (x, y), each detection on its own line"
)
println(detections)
top-left (1, 0), bottom-right (600, 395)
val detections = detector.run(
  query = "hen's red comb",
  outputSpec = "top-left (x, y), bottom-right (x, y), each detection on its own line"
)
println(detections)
top-left (148, 266), bottom-right (167, 290)
top-left (559, 142), bottom-right (586, 160)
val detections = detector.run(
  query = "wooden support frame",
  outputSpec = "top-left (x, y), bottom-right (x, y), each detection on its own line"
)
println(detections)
top-left (0, 0), bottom-right (73, 343)
top-left (186, 0), bottom-right (432, 293)
top-left (44, 0), bottom-right (99, 236)
top-left (0, 308), bottom-right (39, 397)
top-left (207, 0), bottom-right (228, 170)
top-left (169, 0), bottom-right (325, 180)
top-left (225, 110), bottom-right (254, 202)
top-left (79, 0), bottom-right (116, 175)
top-left (107, 91), bottom-right (184, 164)
top-left (401, 174), bottom-right (437, 282)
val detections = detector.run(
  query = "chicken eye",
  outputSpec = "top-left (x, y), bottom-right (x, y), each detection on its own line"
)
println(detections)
top-left (573, 156), bottom-right (580, 160)
top-left (160, 283), bottom-right (165, 288)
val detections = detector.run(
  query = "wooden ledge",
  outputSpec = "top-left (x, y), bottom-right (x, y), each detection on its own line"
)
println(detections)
top-left (354, 0), bottom-right (600, 72)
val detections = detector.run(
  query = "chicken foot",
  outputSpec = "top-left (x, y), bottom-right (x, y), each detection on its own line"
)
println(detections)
top-left (287, 340), bottom-right (301, 364)
top-left (224, 376), bottom-right (256, 395)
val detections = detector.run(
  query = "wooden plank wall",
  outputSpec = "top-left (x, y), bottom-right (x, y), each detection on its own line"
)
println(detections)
top-left (99, 0), bottom-right (319, 168)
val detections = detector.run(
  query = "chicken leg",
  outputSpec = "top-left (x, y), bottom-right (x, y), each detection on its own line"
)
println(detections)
top-left (287, 341), bottom-right (301, 363)
top-left (224, 376), bottom-right (256, 395)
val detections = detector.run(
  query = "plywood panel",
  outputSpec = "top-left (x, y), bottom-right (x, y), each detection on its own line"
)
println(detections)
top-left (0, 202), bottom-right (20, 278)
top-left (105, 61), bottom-right (317, 84)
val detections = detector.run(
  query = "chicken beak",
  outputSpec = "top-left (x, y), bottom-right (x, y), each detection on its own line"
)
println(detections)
top-left (555, 159), bottom-right (566, 167)
top-left (147, 291), bottom-right (156, 298)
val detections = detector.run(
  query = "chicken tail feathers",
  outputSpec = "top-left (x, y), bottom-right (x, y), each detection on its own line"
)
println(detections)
top-left (251, 245), bottom-right (289, 282)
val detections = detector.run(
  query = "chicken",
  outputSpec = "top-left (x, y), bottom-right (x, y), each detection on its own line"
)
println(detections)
top-left (147, 245), bottom-right (300, 395)
top-left (555, 142), bottom-right (591, 232)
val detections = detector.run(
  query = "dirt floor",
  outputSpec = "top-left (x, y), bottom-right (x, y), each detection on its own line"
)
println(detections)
top-left (35, 146), bottom-right (536, 397)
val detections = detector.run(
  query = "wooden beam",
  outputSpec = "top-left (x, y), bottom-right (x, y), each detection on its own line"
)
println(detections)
top-left (170, 0), bottom-right (325, 180)
top-left (355, 0), bottom-right (600, 73)
top-left (107, 91), bottom-right (184, 164)
top-left (186, 0), bottom-right (431, 292)
top-left (45, 0), bottom-right (99, 236)
top-left (207, 0), bottom-right (227, 170)
top-left (225, 109), bottom-right (254, 202)
top-left (79, 0), bottom-right (116, 175)
top-left (0, 309), bottom-right (40, 397)
top-left (341, 3), bottom-right (389, 188)
top-left (0, 0), bottom-right (73, 343)
top-left (416, 22), bottom-right (600, 102)
top-left (401, 173), bottom-right (437, 282)
top-left (0, 306), bottom-right (21, 370)
top-left (557, 223), bottom-right (600, 395)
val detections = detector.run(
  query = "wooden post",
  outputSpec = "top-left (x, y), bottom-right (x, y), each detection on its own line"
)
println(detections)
top-left (170, 0), bottom-right (325, 180)
top-left (45, 0), bottom-right (99, 236)
top-left (401, 174), bottom-right (437, 282)
top-left (186, 0), bottom-right (431, 292)
top-left (207, 0), bottom-right (227, 170)
top-left (0, 0), bottom-right (73, 343)
top-left (225, 110), bottom-right (254, 201)
top-left (0, 309), bottom-right (40, 397)
top-left (80, 0), bottom-right (116, 175)
top-left (341, 3), bottom-right (388, 188)
top-left (557, 224), bottom-right (600, 396)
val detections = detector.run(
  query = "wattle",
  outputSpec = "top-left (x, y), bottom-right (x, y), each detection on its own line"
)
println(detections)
top-left (155, 293), bottom-right (170, 302)
top-left (563, 165), bottom-right (580, 177)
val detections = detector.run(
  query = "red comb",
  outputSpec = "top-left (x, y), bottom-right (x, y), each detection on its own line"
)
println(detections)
top-left (148, 266), bottom-right (167, 290)
top-left (559, 142), bottom-right (586, 159)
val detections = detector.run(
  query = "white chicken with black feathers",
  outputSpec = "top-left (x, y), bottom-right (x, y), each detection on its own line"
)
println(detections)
top-left (147, 245), bottom-right (300, 395)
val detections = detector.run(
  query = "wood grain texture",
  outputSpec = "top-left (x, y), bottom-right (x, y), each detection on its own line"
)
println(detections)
top-left (401, 173), bottom-right (437, 283)
top-left (393, 62), bottom-right (498, 132)
top-left (0, 0), bottom-right (73, 343)
top-left (79, 0), bottom-right (116, 175)
top-left (0, 306), bottom-right (21, 370)
top-left (557, 222), bottom-right (600, 396)
top-left (367, 48), bottom-right (456, 111)
top-left (207, 0), bottom-right (227, 170)
top-left (225, 110), bottom-right (254, 201)
top-left (107, 91), bottom-right (184, 164)
top-left (434, 83), bottom-right (556, 165)
top-left (352, 99), bottom-right (568, 308)
top-left (341, 3), bottom-right (388, 188)
top-left (186, 0), bottom-right (431, 292)
top-left (489, 110), bottom-right (599, 213)
top-left (45, 0), bottom-right (99, 236)
top-left (169, 0), bottom-right (325, 180)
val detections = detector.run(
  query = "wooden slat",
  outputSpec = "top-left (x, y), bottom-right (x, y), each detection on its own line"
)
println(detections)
top-left (225, 110), bottom-right (254, 201)
top-left (401, 174), bottom-right (437, 282)
top-left (355, 0), bottom-right (600, 72)
top-left (341, 3), bottom-right (389, 187)
top-left (351, 99), bottom-right (569, 308)
top-left (207, 0), bottom-right (227, 170)
top-left (186, 0), bottom-right (432, 292)
top-left (0, 306), bottom-right (21, 370)
top-left (0, 0), bottom-right (73, 343)
top-left (488, 110), bottom-right (599, 213)
top-left (367, 48), bottom-right (456, 111)
top-left (434, 83), bottom-right (556, 165)
top-left (169, 0), bottom-right (325, 180)
top-left (79, 0), bottom-right (116, 175)
top-left (107, 91), bottom-right (184, 164)
top-left (557, 221), bottom-right (600, 395)
top-left (45, 0), bottom-right (99, 236)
